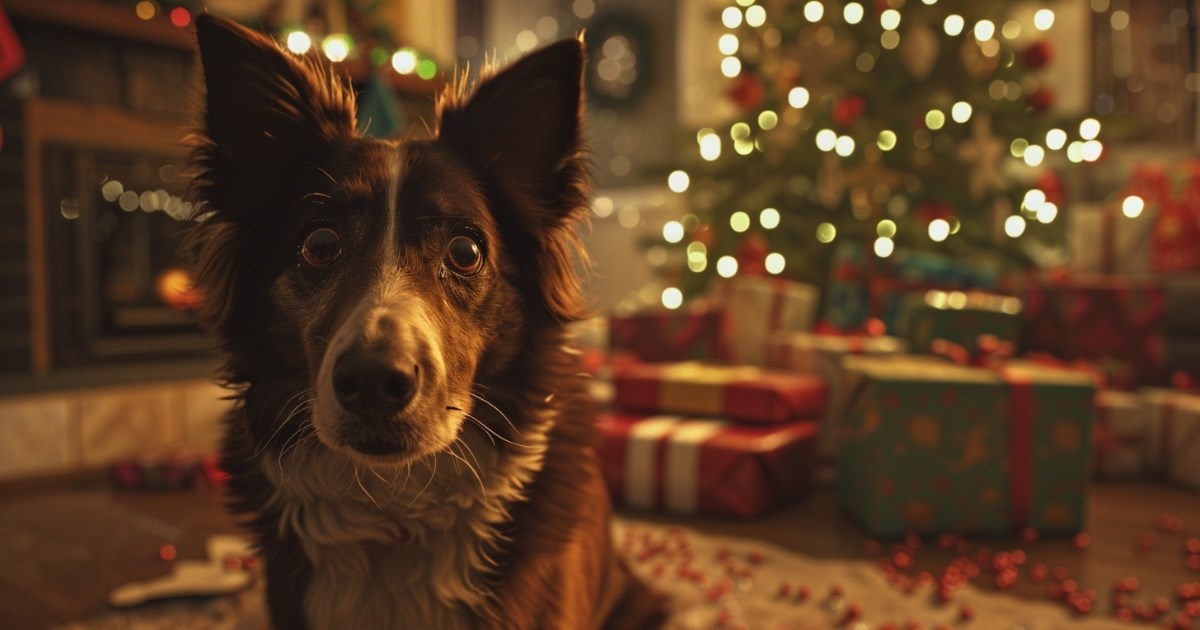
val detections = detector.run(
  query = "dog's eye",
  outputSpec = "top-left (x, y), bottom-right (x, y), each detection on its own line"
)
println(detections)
top-left (444, 235), bottom-right (483, 276)
top-left (300, 226), bottom-right (341, 267)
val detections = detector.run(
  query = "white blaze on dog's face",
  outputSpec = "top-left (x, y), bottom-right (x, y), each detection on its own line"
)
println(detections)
top-left (188, 17), bottom-right (588, 468)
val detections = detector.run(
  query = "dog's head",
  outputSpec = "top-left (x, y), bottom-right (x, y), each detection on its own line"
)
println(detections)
top-left (186, 15), bottom-right (589, 466)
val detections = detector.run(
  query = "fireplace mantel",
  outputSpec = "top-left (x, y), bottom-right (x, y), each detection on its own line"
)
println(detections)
top-left (24, 98), bottom-right (191, 375)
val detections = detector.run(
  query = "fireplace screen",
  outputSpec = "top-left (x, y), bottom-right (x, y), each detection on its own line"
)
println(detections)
top-left (44, 145), bottom-right (211, 367)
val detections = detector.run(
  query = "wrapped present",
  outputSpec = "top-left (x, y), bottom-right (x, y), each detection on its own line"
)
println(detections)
top-left (1092, 390), bottom-right (1147, 479)
top-left (1152, 198), bottom-right (1200, 273)
top-left (838, 356), bottom-right (1095, 537)
top-left (709, 275), bottom-right (818, 365)
top-left (897, 290), bottom-right (1022, 356)
top-left (1067, 202), bottom-right (1155, 275)
top-left (823, 242), bottom-right (1002, 333)
top-left (596, 412), bottom-right (819, 517)
top-left (1019, 275), bottom-right (1167, 389)
top-left (1141, 388), bottom-right (1200, 490)
top-left (612, 361), bottom-right (827, 424)
top-left (764, 331), bottom-right (906, 456)
top-left (608, 305), bottom-right (731, 363)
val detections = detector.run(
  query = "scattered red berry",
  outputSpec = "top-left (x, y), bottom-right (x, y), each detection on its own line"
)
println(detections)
top-left (158, 543), bottom-right (177, 562)
top-left (1028, 563), bottom-right (1049, 582)
top-left (1071, 532), bottom-right (1092, 550)
top-left (839, 602), bottom-right (863, 626)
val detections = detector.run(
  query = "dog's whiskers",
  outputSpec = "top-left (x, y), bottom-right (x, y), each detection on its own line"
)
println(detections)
top-left (253, 389), bottom-right (314, 459)
top-left (353, 464), bottom-right (381, 509)
top-left (448, 440), bottom-right (487, 496)
top-left (464, 414), bottom-right (535, 451)
top-left (402, 456), bottom-right (438, 516)
top-left (275, 424), bottom-right (315, 478)
top-left (468, 389), bottom-right (524, 437)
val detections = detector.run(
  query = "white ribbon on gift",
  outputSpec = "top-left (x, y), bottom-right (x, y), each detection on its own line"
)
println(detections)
top-left (624, 416), bottom-right (727, 513)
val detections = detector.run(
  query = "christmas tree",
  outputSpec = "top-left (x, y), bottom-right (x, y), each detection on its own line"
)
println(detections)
top-left (658, 0), bottom-right (1103, 301)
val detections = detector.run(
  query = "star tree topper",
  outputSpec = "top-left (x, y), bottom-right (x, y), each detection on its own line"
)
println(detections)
top-left (956, 114), bottom-right (1008, 201)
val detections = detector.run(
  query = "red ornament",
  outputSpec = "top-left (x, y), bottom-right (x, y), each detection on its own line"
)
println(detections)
top-left (916, 200), bottom-right (955, 224)
top-left (1036, 171), bottom-right (1066, 206)
top-left (1021, 40), bottom-right (1054, 69)
top-left (1026, 86), bottom-right (1055, 112)
top-left (832, 94), bottom-right (867, 127)
top-left (735, 232), bottom-right (770, 276)
top-left (728, 71), bottom-right (765, 111)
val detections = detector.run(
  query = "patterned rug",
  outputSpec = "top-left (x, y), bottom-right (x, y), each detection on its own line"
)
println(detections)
top-left (57, 519), bottom-right (1135, 629)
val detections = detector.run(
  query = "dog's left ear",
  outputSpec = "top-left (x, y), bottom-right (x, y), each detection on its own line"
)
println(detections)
top-left (437, 37), bottom-right (587, 227)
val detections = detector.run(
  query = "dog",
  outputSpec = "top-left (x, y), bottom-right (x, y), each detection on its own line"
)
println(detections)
top-left (183, 14), bottom-right (666, 629)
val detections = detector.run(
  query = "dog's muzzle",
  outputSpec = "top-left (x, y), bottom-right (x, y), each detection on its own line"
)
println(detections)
top-left (331, 349), bottom-right (419, 420)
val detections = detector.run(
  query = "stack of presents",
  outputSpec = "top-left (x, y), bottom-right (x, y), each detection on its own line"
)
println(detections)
top-left (584, 163), bottom-right (1200, 539)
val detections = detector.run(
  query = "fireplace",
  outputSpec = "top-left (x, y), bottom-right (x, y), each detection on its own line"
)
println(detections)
top-left (42, 142), bottom-right (210, 368)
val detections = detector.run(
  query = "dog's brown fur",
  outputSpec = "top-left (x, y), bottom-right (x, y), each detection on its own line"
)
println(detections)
top-left (184, 14), bottom-right (665, 629)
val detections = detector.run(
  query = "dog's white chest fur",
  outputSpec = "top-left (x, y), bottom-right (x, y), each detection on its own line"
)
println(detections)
top-left (263, 417), bottom-right (550, 629)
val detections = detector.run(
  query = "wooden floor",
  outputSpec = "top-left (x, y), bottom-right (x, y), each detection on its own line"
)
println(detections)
top-left (0, 475), bottom-right (1197, 628)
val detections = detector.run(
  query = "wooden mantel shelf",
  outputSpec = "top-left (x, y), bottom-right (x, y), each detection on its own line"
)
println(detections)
top-left (6, 0), bottom-right (443, 97)
top-left (5, 0), bottom-right (194, 50)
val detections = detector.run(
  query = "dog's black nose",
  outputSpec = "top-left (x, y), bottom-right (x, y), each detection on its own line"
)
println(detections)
top-left (331, 351), bottom-right (418, 419)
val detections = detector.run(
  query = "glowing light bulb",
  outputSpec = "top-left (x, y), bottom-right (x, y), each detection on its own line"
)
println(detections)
top-left (1034, 9), bottom-right (1056, 30)
top-left (815, 129), bottom-right (837, 152)
top-left (662, 287), bottom-right (683, 310)
top-left (765, 253), bottom-right (786, 274)
top-left (929, 219), bottom-right (950, 242)
top-left (803, 1), bottom-right (824, 22)
top-left (718, 34), bottom-right (739, 55)
top-left (1123, 195), bottom-right (1145, 218)
top-left (392, 49), bottom-right (417, 73)
top-left (287, 30), bottom-right (313, 54)
top-left (1005, 215), bottom-right (1027, 238)
top-left (667, 170), bottom-right (690, 193)
top-left (788, 87), bottom-right (810, 109)
top-left (663, 221), bottom-right (684, 243)
top-left (716, 256), bottom-right (739, 278)
top-left (760, 207), bottom-right (781, 229)
top-left (843, 3), bottom-right (864, 24)
top-left (730, 211), bottom-right (751, 232)
top-left (322, 34), bottom-right (352, 62)
top-left (874, 236), bottom-right (895, 258)
top-left (944, 15), bottom-right (965, 36)
top-left (951, 102), bottom-right (973, 123)
top-left (816, 222), bottom-right (837, 243)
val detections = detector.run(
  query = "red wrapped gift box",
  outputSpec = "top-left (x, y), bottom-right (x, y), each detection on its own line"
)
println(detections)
top-left (1018, 275), bottom-right (1166, 388)
top-left (608, 305), bottom-right (731, 363)
top-left (597, 412), bottom-right (819, 517)
top-left (612, 361), bottom-right (827, 424)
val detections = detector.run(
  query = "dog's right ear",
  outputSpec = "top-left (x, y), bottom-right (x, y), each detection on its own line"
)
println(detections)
top-left (190, 14), bottom-right (356, 215)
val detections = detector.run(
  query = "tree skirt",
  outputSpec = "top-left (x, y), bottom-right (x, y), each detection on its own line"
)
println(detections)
top-left (59, 519), bottom-right (1132, 629)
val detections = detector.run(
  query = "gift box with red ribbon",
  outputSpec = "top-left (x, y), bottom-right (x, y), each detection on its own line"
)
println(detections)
top-left (612, 361), bottom-right (828, 424)
top-left (1068, 202), bottom-right (1155, 275)
top-left (608, 305), bottom-right (732, 364)
top-left (708, 275), bottom-right (818, 365)
top-left (822, 242), bottom-right (1002, 334)
top-left (1140, 388), bottom-right (1200, 490)
top-left (897, 290), bottom-right (1023, 356)
top-left (838, 356), bottom-right (1095, 538)
top-left (764, 331), bottom-right (906, 456)
top-left (1092, 390), bottom-right (1147, 479)
top-left (1018, 275), bottom-right (1167, 389)
top-left (596, 412), bottom-right (819, 517)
